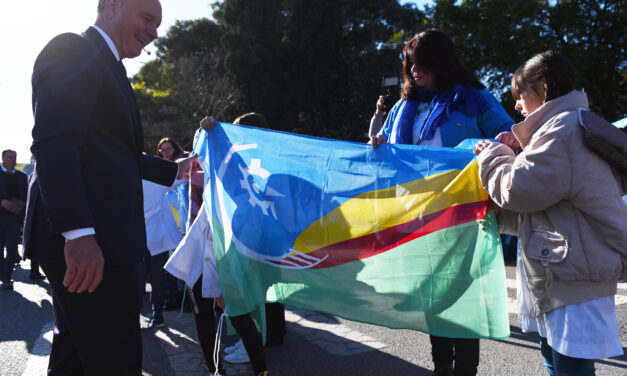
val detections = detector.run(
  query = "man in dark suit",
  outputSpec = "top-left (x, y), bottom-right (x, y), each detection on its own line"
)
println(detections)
top-left (0, 149), bottom-right (28, 290)
top-left (24, 0), bottom-right (194, 374)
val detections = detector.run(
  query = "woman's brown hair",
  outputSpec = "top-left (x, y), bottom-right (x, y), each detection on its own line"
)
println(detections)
top-left (401, 30), bottom-right (484, 100)
top-left (511, 50), bottom-right (576, 102)
top-left (156, 137), bottom-right (184, 160)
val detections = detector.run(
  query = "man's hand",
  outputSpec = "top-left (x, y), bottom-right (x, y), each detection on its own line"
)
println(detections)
top-left (63, 235), bottom-right (105, 293)
top-left (176, 154), bottom-right (198, 180)
top-left (370, 134), bottom-right (387, 149)
top-left (2, 199), bottom-right (26, 214)
top-left (10, 199), bottom-right (25, 215)
top-left (200, 116), bottom-right (216, 131)
top-left (1, 199), bottom-right (16, 213)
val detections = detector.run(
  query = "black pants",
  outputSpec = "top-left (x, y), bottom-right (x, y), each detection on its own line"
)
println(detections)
top-left (40, 263), bottom-right (142, 376)
top-left (188, 280), bottom-right (225, 374)
top-left (0, 215), bottom-right (20, 284)
top-left (30, 259), bottom-right (43, 276)
top-left (137, 251), bottom-right (169, 318)
top-left (430, 335), bottom-right (479, 376)
top-left (230, 314), bottom-right (267, 375)
top-left (265, 302), bottom-right (285, 344)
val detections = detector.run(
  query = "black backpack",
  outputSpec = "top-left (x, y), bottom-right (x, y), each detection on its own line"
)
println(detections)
top-left (577, 109), bottom-right (627, 194)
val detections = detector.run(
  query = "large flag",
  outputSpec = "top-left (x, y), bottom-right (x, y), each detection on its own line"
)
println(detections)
top-left (194, 123), bottom-right (509, 339)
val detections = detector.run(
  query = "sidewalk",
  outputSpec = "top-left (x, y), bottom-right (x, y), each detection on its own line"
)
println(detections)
top-left (13, 256), bottom-right (400, 376)
top-left (141, 308), bottom-right (251, 376)
top-left (142, 306), bottom-right (390, 376)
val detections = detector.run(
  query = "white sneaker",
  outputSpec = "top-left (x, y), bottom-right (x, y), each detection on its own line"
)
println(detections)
top-left (224, 339), bottom-right (243, 354)
top-left (224, 346), bottom-right (250, 364)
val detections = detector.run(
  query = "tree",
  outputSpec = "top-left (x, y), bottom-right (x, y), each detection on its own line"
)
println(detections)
top-left (135, 55), bottom-right (243, 152)
top-left (426, 0), bottom-right (626, 121)
top-left (135, 1), bottom-right (624, 143)
top-left (133, 19), bottom-right (243, 152)
top-left (214, 0), bottom-right (423, 140)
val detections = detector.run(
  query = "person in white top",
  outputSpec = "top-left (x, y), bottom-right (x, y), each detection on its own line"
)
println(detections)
top-left (475, 51), bottom-right (626, 376)
top-left (137, 178), bottom-right (185, 328)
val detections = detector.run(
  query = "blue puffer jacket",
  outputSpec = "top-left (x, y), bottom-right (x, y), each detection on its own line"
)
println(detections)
top-left (379, 88), bottom-right (513, 147)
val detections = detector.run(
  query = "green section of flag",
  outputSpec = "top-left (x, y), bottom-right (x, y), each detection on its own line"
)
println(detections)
top-left (213, 212), bottom-right (509, 339)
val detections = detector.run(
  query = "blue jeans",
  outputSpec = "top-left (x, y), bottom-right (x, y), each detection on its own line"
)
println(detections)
top-left (540, 337), bottom-right (595, 376)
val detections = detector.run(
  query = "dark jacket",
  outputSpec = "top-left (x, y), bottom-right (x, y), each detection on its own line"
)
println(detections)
top-left (24, 27), bottom-right (178, 265)
top-left (0, 168), bottom-right (28, 225)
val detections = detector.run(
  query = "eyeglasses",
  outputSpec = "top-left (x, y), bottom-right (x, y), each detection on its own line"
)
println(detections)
top-left (159, 147), bottom-right (174, 152)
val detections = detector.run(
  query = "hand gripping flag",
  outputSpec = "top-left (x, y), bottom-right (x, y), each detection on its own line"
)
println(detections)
top-left (195, 123), bottom-right (509, 339)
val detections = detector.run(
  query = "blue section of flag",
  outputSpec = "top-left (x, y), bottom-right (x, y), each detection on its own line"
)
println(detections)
top-left (167, 182), bottom-right (189, 231)
top-left (193, 123), bottom-right (477, 261)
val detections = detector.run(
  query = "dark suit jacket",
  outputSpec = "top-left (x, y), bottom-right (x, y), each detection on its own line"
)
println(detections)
top-left (0, 169), bottom-right (28, 225)
top-left (24, 27), bottom-right (178, 265)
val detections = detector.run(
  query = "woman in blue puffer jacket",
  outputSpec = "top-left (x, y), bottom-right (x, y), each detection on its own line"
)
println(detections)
top-left (371, 30), bottom-right (513, 376)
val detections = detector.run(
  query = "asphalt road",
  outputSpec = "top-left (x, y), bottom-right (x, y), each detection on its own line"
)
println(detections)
top-left (1, 259), bottom-right (626, 376)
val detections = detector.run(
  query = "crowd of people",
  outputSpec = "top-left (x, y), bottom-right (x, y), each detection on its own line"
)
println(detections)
top-left (1, 0), bottom-right (625, 376)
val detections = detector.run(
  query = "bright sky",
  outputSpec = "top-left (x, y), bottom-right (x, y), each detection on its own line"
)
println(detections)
top-left (0, 0), bottom-right (430, 163)
top-left (0, 0), bottom-right (215, 162)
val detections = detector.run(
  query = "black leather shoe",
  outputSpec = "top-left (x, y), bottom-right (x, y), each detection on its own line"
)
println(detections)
top-left (1, 282), bottom-right (14, 291)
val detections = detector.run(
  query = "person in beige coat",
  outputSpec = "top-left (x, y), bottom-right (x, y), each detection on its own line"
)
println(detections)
top-left (474, 51), bottom-right (627, 376)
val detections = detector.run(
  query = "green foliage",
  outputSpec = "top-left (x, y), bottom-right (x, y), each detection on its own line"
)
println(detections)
top-left (133, 19), bottom-right (243, 152)
top-left (213, 0), bottom-right (423, 140)
top-left (426, 0), bottom-right (626, 121)
top-left (154, 19), bottom-right (226, 62)
top-left (133, 0), bottom-right (625, 148)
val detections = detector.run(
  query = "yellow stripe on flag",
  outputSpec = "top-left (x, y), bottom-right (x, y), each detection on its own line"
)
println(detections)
top-left (294, 161), bottom-right (487, 253)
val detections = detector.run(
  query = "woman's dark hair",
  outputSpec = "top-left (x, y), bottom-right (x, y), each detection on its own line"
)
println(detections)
top-left (233, 112), bottom-right (269, 128)
top-left (511, 50), bottom-right (576, 102)
top-left (156, 137), bottom-right (184, 160)
top-left (401, 30), bottom-right (484, 100)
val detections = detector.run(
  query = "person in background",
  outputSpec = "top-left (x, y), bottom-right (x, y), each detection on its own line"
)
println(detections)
top-left (138, 176), bottom-right (185, 328)
top-left (474, 51), bottom-right (626, 376)
top-left (216, 113), bottom-right (286, 362)
top-left (197, 113), bottom-right (274, 376)
top-left (0, 149), bottom-right (28, 290)
top-left (157, 137), bottom-right (185, 162)
top-left (166, 200), bottom-right (227, 376)
top-left (371, 30), bottom-right (513, 376)
top-left (156, 137), bottom-right (190, 311)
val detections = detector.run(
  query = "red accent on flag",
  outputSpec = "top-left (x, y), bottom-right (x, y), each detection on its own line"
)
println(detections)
top-left (307, 200), bottom-right (490, 269)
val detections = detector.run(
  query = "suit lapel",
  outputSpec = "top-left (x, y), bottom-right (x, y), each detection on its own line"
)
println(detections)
top-left (82, 27), bottom-right (143, 154)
